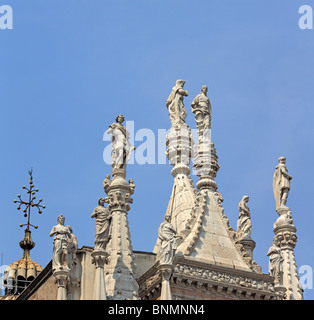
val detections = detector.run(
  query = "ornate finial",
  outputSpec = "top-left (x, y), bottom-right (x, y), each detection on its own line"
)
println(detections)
top-left (13, 168), bottom-right (46, 230)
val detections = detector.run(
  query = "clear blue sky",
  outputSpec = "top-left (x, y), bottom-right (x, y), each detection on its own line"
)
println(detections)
top-left (1, 1), bottom-right (313, 299)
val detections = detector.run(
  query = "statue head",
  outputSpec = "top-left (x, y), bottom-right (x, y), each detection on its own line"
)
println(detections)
top-left (273, 237), bottom-right (280, 247)
top-left (242, 195), bottom-right (249, 203)
top-left (278, 156), bottom-right (286, 164)
top-left (116, 114), bottom-right (125, 124)
top-left (57, 214), bottom-right (65, 225)
top-left (201, 85), bottom-right (208, 94)
top-left (98, 197), bottom-right (106, 206)
top-left (176, 79), bottom-right (185, 88)
top-left (165, 214), bottom-right (171, 222)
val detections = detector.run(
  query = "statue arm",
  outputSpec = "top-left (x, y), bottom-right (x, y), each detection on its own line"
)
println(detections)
top-left (191, 95), bottom-right (199, 109)
top-left (91, 207), bottom-right (99, 218)
top-left (178, 88), bottom-right (188, 96)
top-left (49, 226), bottom-right (56, 237)
top-left (282, 167), bottom-right (292, 180)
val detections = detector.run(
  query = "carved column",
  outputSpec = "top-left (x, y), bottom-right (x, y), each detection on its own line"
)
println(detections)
top-left (104, 168), bottom-right (139, 300)
top-left (270, 158), bottom-right (303, 300)
top-left (238, 238), bottom-right (256, 260)
top-left (272, 208), bottom-right (303, 300)
top-left (103, 115), bottom-right (139, 300)
top-left (193, 130), bottom-right (219, 192)
top-left (92, 250), bottom-right (108, 300)
top-left (159, 264), bottom-right (174, 300)
top-left (53, 269), bottom-right (70, 300)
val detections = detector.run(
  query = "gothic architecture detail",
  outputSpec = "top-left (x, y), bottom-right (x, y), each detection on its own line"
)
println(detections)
top-left (103, 115), bottom-right (139, 300)
top-left (1, 81), bottom-right (305, 301)
top-left (269, 157), bottom-right (303, 300)
top-left (166, 79), bottom-right (189, 127)
top-left (50, 214), bottom-right (78, 300)
top-left (236, 196), bottom-right (256, 259)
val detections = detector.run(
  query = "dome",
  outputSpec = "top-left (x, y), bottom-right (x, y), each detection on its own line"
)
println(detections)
top-left (3, 229), bottom-right (43, 295)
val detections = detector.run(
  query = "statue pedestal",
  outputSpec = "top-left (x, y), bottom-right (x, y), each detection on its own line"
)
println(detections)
top-left (274, 284), bottom-right (287, 300)
top-left (238, 237), bottom-right (256, 259)
top-left (53, 268), bottom-right (71, 300)
top-left (159, 264), bottom-right (174, 300)
top-left (92, 250), bottom-right (108, 300)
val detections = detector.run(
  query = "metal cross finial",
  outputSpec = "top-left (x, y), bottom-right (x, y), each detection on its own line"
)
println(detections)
top-left (13, 168), bottom-right (46, 230)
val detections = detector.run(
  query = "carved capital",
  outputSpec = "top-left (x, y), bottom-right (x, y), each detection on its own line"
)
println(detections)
top-left (274, 226), bottom-right (297, 250)
top-left (159, 264), bottom-right (174, 282)
top-left (91, 250), bottom-right (108, 268)
top-left (105, 190), bottom-right (133, 212)
top-left (53, 269), bottom-right (71, 287)
top-left (166, 125), bottom-right (193, 166)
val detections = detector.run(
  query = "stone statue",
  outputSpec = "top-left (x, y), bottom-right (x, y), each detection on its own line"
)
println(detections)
top-left (236, 196), bottom-right (252, 240)
top-left (191, 85), bottom-right (211, 137)
top-left (273, 157), bottom-right (292, 211)
top-left (103, 174), bottom-right (111, 194)
top-left (157, 214), bottom-right (178, 265)
top-left (166, 79), bottom-right (188, 127)
top-left (67, 225), bottom-right (78, 268)
top-left (107, 114), bottom-right (135, 169)
top-left (128, 179), bottom-right (135, 195)
top-left (50, 214), bottom-right (72, 271)
top-left (91, 198), bottom-right (112, 252)
top-left (267, 238), bottom-right (284, 286)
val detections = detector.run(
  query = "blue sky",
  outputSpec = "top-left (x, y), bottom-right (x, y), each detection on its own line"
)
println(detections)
top-left (1, 1), bottom-right (314, 299)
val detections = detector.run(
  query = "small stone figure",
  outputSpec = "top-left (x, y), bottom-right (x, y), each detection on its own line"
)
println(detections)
top-left (157, 214), bottom-right (178, 265)
top-left (236, 196), bottom-right (252, 240)
top-left (107, 114), bottom-right (135, 169)
top-left (50, 214), bottom-right (72, 271)
top-left (128, 179), bottom-right (135, 195)
top-left (273, 157), bottom-right (292, 211)
top-left (191, 85), bottom-right (211, 138)
top-left (267, 238), bottom-right (284, 286)
top-left (91, 198), bottom-right (112, 252)
top-left (166, 79), bottom-right (189, 127)
top-left (67, 225), bottom-right (78, 268)
top-left (103, 174), bottom-right (111, 194)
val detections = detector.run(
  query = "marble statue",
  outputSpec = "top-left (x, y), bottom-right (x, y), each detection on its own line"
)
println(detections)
top-left (191, 85), bottom-right (211, 136)
top-left (129, 178), bottom-right (135, 195)
top-left (166, 79), bottom-right (189, 126)
top-left (50, 214), bottom-right (72, 271)
top-left (273, 157), bottom-right (292, 211)
top-left (103, 174), bottom-right (111, 194)
top-left (157, 214), bottom-right (178, 265)
top-left (236, 195), bottom-right (252, 240)
top-left (267, 238), bottom-right (284, 286)
top-left (91, 198), bottom-right (112, 252)
top-left (107, 114), bottom-right (135, 169)
top-left (67, 225), bottom-right (78, 268)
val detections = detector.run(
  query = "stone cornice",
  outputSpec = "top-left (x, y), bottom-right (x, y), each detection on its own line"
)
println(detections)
top-left (138, 257), bottom-right (277, 300)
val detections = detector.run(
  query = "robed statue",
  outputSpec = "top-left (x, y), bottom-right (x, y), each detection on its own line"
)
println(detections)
top-left (50, 214), bottom-right (72, 271)
top-left (273, 157), bottom-right (292, 211)
top-left (157, 214), bottom-right (178, 265)
top-left (267, 238), bottom-right (284, 286)
top-left (91, 198), bottom-right (112, 252)
top-left (166, 79), bottom-right (189, 127)
top-left (107, 114), bottom-right (135, 169)
top-left (191, 85), bottom-right (211, 137)
top-left (236, 195), bottom-right (252, 240)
